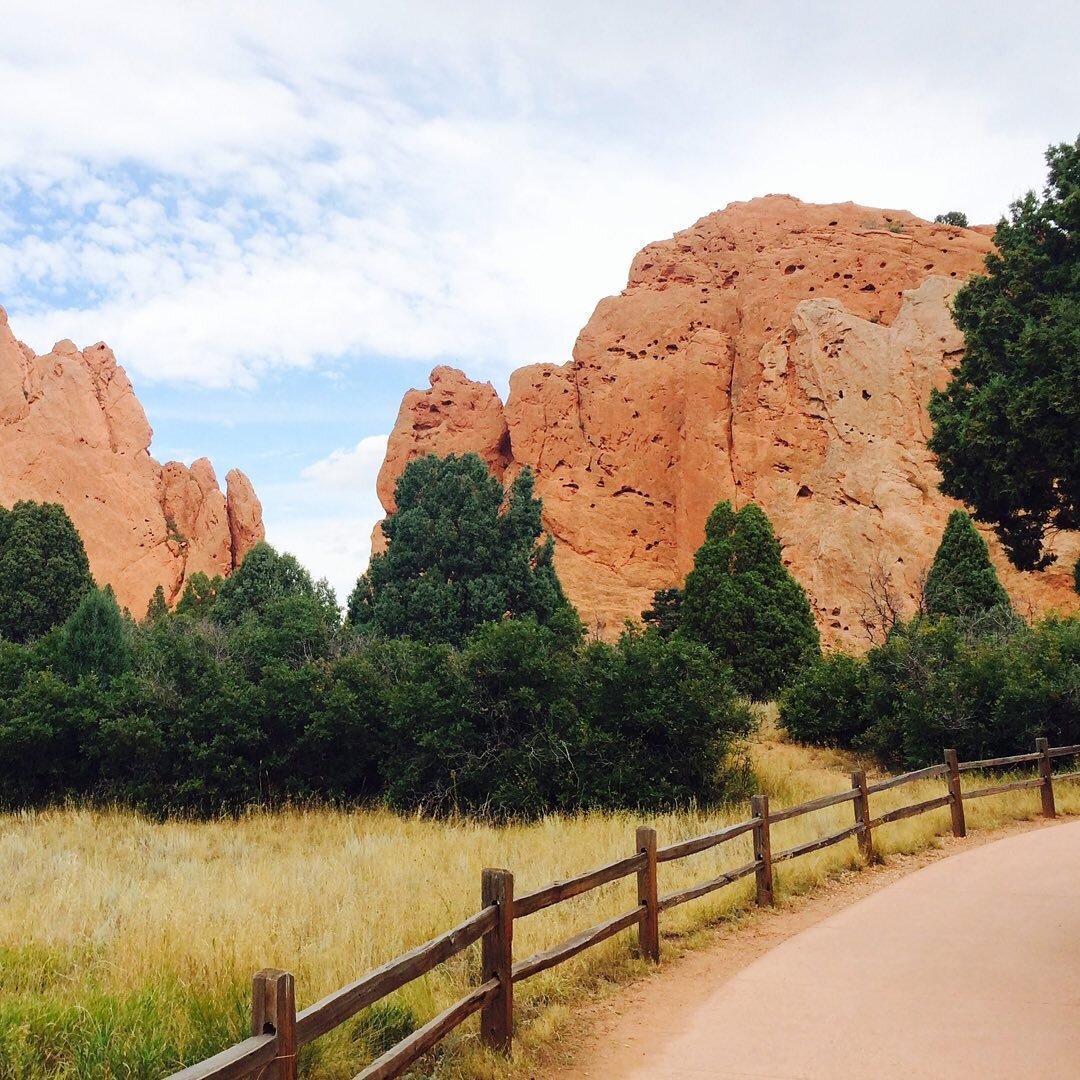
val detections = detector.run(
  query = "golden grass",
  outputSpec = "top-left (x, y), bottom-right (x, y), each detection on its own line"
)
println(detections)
top-left (3, 717), bottom-right (1077, 1079)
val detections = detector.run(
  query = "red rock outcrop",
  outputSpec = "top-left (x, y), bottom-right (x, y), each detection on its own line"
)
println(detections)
top-left (0, 305), bottom-right (264, 614)
top-left (378, 196), bottom-right (1079, 645)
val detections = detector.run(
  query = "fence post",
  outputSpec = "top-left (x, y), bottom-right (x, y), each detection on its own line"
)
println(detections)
top-left (851, 770), bottom-right (874, 863)
top-left (481, 868), bottom-right (514, 1054)
top-left (251, 969), bottom-right (297, 1080)
top-left (751, 795), bottom-right (774, 907)
top-left (1036, 737), bottom-right (1056, 819)
top-left (636, 825), bottom-right (660, 963)
top-left (944, 749), bottom-right (966, 838)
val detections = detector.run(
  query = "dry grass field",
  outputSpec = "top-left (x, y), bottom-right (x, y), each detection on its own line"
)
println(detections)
top-left (2, 717), bottom-right (1076, 1079)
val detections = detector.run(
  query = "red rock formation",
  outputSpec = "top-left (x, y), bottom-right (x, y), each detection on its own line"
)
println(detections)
top-left (378, 196), bottom-right (1079, 645)
top-left (0, 305), bottom-right (264, 614)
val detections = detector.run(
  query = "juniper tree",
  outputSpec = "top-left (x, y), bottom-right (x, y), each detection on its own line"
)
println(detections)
top-left (929, 136), bottom-right (1080, 571)
top-left (923, 510), bottom-right (1011, 618)
top-left (0, 501), bottom-right (93, 643)
top-left (348, 453), bottom-right (579, 646)
top-left (679, 500), bottom-right (820, 700)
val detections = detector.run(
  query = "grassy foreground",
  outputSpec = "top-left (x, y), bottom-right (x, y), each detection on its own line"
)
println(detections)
top-left (3, 721), bottom-right (1077, 1079)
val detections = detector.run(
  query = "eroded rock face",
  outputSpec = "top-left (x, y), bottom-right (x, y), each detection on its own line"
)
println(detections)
top-left (378, 196), bottom-right (1078, 645)
top-left (0, 306), bottom-right (264, 615)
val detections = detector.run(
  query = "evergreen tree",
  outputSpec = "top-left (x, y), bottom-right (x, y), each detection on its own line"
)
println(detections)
top-left (348, 454), bottom-right (579, 646)
top-left (923, 510), bottom-right (1011, 617)
top-left (144, 585), bottom-right (169, 623)
top-left (175, 571), bottom-right (221, 617)
top-left (679, 500), bottom-right (820, 699)
top-left (214, 542), bottom-right (334, 625)
top-left (934, 211), bottom-right (969, 227)
top-left (0, 501), bottom-right (93, 643)
top-left (929, 137), bottom-right (1080, 570)
top-left (641, 587), bottom-right (683, 639)
top-left (58, 585), bottom-right (133, 683)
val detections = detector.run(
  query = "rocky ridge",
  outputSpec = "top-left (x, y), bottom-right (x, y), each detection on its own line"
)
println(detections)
top-left (377, 196), bottom-right (1079, 645)
top-left (0, 306), bottom-right (264, 615)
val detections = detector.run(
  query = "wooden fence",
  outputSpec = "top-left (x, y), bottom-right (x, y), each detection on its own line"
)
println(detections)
top-left (167, 737), bottom-right (1080, 1080)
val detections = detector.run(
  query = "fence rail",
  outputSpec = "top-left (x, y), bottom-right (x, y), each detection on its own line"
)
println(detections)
top-left (165, 735), bottom-right (1074, 1080)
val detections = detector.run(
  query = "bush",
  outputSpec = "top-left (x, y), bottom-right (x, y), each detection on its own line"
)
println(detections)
top-left (779, 653), bottom-right (868, 748)
top-left (857, 612), bottom-right (1080, 768)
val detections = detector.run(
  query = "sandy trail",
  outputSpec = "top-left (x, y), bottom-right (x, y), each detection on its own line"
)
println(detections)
top-left (538, 818), bottom-right (1080, 1079)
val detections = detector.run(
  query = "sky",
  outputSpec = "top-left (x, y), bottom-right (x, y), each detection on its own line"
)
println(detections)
top-left (1, 0), bottom-right (1078, 603)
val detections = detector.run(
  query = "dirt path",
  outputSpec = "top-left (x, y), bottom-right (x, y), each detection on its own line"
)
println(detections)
top-left (537, 817), bottom-right (1080, 1079)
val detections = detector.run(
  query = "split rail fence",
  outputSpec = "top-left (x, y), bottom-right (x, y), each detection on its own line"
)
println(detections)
top-left (167, 736), bottom-right (1080, 1080)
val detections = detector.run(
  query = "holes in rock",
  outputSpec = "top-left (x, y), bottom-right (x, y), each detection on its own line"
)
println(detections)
top-left (838, 389), bottom-right (844, 399)
top-left (861, 283), bottom-right (876, 292)
top-left (924, 263), bottom-right (934, 270)
top-left (861, 389), bottom-right (872, 400)
top-left (828, 219), bottom-right (838, 226)
top-left (879, 261), bottom-right (887, 268)
top-left (665, 344), bottom-right (678, 352)
top-left (797, 485), bottom-right (813, 498)
top-left (784, 264), bottom-right (798, 274)
top-left (843, 273), bottom-right (853, 279)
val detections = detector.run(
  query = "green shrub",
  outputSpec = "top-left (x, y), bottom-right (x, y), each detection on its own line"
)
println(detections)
top-left (779, 653), bottom-right (868, 748)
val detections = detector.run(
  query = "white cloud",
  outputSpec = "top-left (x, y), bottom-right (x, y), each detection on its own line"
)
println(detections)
top-left (259, 434), bottom-right (390, 603)
top-left (3, 1), bottom-right (1078, 391)
top-left (302, 434), bottom-right (389, 490)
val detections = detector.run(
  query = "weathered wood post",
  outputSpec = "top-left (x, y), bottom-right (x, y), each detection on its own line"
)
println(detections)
top-left (251, 969), bottom-right (297, 1080)
top-left (751, 795), bottom-right (774, 907)
top-left (481, 868), bottom-right (514, 1053)
top-left (636, 825), bottom-right (660, 963)
top-left (945, 749), bottom-right (966, 838)
top-left (1037, 737), bottom-right (1056, 819)
top-left (851, 770), bottom-right (874, 862)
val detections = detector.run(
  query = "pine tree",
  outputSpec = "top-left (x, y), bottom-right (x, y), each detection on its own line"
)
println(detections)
top-left (923, 510), bottom-right (1011, 617)
top-left (679, 500), bottom-right (820, 700)
top-left (348, 454), bottom-right (579, 646)
top-left (144, 585), bottom-right (169, 623)
top-left (58, 585), bottom-right (132, 682)
top-left (929, 137), bottom-right (1080, 570)
top-left (0, 501), bottom-right (93, 643)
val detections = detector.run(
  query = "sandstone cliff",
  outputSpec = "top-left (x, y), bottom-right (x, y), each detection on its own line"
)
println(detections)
top-left (0, 306), bottom-right (264, 615)
top-left (378, 196), bottom-right (1079, 645)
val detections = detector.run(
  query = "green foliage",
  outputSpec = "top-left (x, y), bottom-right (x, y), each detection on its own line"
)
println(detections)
top-left (923, 510), bottom-right (1011, 617)
top-left (0, 501), bottom-right (93, 644)
top-left (58, 586), bottom-right (133, 684)
top-left (175, 572), bottom-right (221, 617)
top-left (575, 628), bottom-right (755, 809)
top-left (348, 454), bottom-right (580, 646)
top-left (214, 541), bottom-right (337, 626)
top-left (929, 136), bottom-right (1080, 571)
top-left (0, 493), bottom-right (751, 817)
top-left (779, 653), bottom-right (869, 748)
top-left (641, 586), bottom-right (683, 638)
top-left (934, 210), bottom-right (969, 227)
top-left (145, 585), bottom-right (169, 623)
top-left (781, 611), bottom-right (1080, 770)
top-left (678, 501), bottom-right (820, 699)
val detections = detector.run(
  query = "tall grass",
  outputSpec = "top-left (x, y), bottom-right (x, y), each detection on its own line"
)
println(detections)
top-left (2, 722), bottom-right (1076, 1079)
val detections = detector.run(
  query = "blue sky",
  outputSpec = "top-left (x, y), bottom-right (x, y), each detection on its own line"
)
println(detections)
top-left (1, 0), bottom-right (1078, 602)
